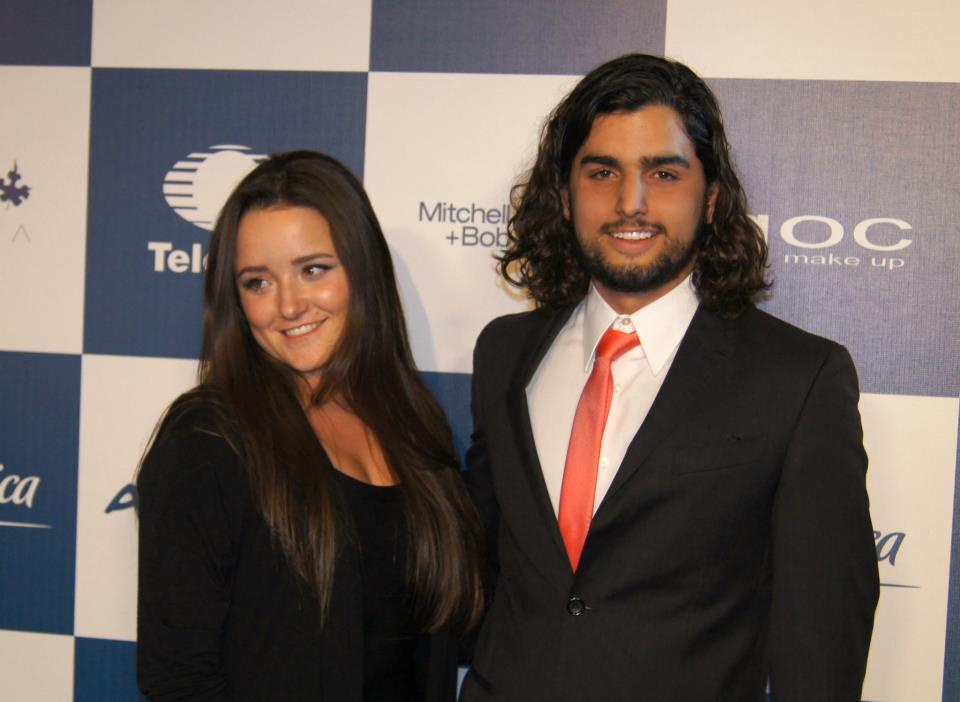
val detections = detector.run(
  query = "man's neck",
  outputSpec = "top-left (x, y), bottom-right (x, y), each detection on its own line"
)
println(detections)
top-left (592, 272), bottom-right (693, 314)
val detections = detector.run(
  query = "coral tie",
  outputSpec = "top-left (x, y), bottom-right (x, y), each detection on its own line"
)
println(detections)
top-left (558, 327), bottom-right (640, 571)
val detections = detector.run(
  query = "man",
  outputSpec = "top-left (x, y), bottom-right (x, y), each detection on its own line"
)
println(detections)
top-left (462, 54), bottom-right (879, 702)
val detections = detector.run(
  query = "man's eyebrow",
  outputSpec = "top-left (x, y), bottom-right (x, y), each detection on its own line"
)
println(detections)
top-left (578, 154), bottom-right (621, 168)
top-left (577, 154), bottom-right (692, 170)
top-left (641, 154), bottom-right (691, 170)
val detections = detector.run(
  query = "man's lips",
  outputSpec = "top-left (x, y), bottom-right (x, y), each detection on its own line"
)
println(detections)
top-left (608, 230), bottom-right (656, 240)
top-left (602, 222), bottom-right (664, 241)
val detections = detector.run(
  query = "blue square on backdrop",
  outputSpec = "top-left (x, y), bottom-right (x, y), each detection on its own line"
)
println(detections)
top-left (75, 637), bottom-right (143, 702)
top-left (422, 371), bottom-right (471, 462)
top-left (0, 0), bottom-right (92, 66)
top-left (0, 351), bottom-right (80, 634)
top-left (371, 0), bottom-right (666, 75)
top-left (84, 68), bottom-right (368, 359)
top-left (709, 79), bottom-right (960, 398)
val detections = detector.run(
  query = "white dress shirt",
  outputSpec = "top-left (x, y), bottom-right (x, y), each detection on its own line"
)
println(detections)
top-left (526, 276), bottom-right (700, 516)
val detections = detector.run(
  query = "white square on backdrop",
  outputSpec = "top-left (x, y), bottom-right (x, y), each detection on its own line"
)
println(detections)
top-left (0, 67), bottom-right (90, 355)
top-left (665, 0), bottom-right (960, 82)
top-left (0, 630), bottom-right (74, 701)
top-left (364, 71), bottom-right (579, 373)
top-left (92, 0), bottom-right (372, 71)
top-left (74, 353), bottom-right (198, 641)
top-left (859, 392), bottom-right (960, 701)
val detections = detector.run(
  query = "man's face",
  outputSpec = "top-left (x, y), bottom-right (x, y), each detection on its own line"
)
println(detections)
top-left (562, 104), bottom-right (718, 313)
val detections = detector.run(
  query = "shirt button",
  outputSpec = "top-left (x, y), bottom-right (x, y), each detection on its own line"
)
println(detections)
top-left (599, 458), bottom-right (609, 469)
top-left (567, 596), bottom-right (585, 616)
top-left (613, 383), bottom-right (622, 393)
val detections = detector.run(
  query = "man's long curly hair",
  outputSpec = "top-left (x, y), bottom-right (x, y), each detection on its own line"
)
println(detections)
top-left (499, 53), bottom-right (770, 316)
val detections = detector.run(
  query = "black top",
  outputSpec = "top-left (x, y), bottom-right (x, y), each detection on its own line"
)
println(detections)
top-left (136, 406), bottom-right (458, 701)
top-left (332, 470), bottom-right (416, 702)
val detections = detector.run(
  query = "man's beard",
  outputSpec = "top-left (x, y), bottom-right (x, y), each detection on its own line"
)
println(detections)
top-left (578, 217), bottom-right (708, 294)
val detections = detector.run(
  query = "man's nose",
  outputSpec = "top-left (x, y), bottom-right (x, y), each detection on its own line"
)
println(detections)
top-left (617, 173), bottom-right (647, 218)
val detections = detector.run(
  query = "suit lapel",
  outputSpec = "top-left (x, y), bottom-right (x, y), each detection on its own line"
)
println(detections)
top-left (505, 306), bottom-right (575, 571)
top-left (597, 305), bottom-right (736, 512)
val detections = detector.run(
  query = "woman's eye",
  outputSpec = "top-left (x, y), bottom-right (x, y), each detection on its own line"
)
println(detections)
top-left (304, 263), bottom-right (332, 277)
top-left (240, 277), bottom-right (267, 292)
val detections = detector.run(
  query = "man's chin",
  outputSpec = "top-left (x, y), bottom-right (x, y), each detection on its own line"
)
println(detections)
top-left (588, 258), bottom-right (690, 294)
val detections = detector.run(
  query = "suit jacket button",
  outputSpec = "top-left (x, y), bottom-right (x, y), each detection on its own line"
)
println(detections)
top-left (567, 596), bottom-right (585, 616)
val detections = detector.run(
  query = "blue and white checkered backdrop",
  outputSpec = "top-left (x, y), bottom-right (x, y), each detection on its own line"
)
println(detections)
top-left (1, 1), bottom-right (958, 700)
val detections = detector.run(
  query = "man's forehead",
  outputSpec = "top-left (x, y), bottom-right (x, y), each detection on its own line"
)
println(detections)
top-left (578, 106), bottom-right (698, 157)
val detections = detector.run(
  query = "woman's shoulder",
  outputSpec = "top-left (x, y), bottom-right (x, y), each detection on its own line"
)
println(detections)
top-left (136, 390), bottom-right (253, 589)
top-left (138, 389), bottom-right (244, 491)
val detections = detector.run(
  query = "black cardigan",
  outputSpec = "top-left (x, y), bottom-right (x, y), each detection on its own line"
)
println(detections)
top-left (136, 407), bottom-right (458, 701)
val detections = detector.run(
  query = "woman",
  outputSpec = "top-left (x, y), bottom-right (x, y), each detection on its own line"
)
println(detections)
top-left (136, 151), bottom-right (484, 701)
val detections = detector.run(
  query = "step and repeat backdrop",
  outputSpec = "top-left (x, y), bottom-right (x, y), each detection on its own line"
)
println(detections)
top-left (1, 1), bottom-right (958, 700)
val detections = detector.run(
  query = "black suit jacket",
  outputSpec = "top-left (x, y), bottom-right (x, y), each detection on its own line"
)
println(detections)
top-left (461, 303), bottom-right (879, 702)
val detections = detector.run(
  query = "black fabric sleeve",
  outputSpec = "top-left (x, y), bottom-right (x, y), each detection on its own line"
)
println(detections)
top-left (464, 326), bottom-right (501, 594)
top-left (768, 344), bottom-right (880, 701)
top-left (136, 425), bottom-right (245, 702)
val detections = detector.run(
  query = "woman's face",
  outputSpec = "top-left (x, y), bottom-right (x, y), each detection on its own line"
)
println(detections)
top-left (234, 205), bottom-right (350, 388)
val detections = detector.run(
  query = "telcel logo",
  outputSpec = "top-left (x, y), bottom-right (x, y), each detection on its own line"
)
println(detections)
top-left (163, 145), bottom-right (265, 231)
top-left (0, 462), bottom-right (40, 508)
top-left (150, 145), bottom-right (265, 274)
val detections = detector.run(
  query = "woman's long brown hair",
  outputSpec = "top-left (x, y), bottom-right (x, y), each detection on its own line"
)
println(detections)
top-left (148, 151), bottom-right (484, 634)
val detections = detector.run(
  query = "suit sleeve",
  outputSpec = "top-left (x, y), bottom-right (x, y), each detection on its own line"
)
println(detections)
top-left (768, 344), bottom-right (880, 701)
top-left (463, 326), bottom-right (501, 602)
top-left (136, 427), bottom-right (241, 702)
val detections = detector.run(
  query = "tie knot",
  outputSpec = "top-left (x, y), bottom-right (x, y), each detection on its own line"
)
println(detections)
top-left (595, 328), bottom-right (640, 362)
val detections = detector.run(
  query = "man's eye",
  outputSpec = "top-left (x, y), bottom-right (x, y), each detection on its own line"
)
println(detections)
top-left (653, 170), bottom-right (677, 180)
top-left (589, 168), bottom-right (614, 179)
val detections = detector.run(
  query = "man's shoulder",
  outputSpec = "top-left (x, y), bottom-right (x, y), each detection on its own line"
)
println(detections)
top-left (728, 305), bottom-right (854, 379)
top-left (736, 305), bottom-right (841, 352)
top-left (472, 305), bottom-right (573, 374)
top-left (475, 305), bottom-right (567, 348)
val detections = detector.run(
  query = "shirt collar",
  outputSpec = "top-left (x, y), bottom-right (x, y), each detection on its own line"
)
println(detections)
top-left (581, 275), bottom-right (699, 375)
